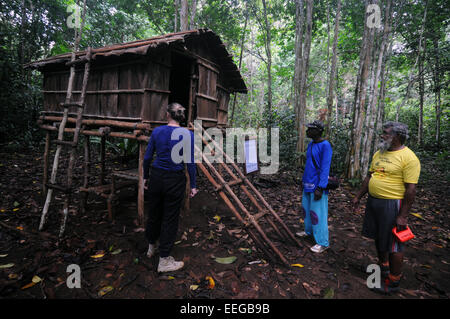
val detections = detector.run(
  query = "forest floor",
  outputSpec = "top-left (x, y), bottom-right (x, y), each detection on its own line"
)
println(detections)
top-left (0, 146), bottom-right (449, 300)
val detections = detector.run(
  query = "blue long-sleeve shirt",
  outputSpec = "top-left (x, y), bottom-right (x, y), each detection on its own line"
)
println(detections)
top-left (143, 125), bottom-right (197, 189)
top-left (302, 140), bottom-right (332, 193)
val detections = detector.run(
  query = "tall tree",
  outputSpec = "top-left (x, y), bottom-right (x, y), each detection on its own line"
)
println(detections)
top-left (361, 0), bottom-right (392, 178)
top-left (346, 0), bottom-right (377, 180)
top-left (294, 0), bottom-right (305, 163)
top-left (294, 0), bottom-right (313, 165)
top-left (325, 0), bottom-right (342, 136)
top-left (180, 0), bottom-right (189, 31)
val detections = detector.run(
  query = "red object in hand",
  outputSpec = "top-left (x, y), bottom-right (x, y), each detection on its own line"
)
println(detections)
top-left (392, 226), bottom-right (415, 242)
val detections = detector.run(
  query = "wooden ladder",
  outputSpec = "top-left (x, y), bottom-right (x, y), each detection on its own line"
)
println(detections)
top-left (191, 123), bottom-right (302, 266)
top-left (39, 47), bottom-right (92, 238)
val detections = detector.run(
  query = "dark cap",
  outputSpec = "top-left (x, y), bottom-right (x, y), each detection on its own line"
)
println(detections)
top-left (305, 120), bottom-right (324, 131)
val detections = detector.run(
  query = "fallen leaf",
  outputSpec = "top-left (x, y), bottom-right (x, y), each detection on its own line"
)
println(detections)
top-left (410, 213), bottom-right (425, 220)
top-left (323, 287), bottom-right (334, 299)
top-left (0, 263), bottom-right (15, 269)
top-left (0, 254), bottom-right (8, 258)
top-left (190, 285), bottom-right (199, 291)
top-left (32, 275), bottom-right (42, 283)
top-left (215, 256), bottom-right (237, 264)
top-left (16, 226), bottom-right (23, 230)
top-left (98, 286), bottom-right (114, 297)
top-left (21, 281), bottom-right (37, 290)
top-left (213, 215), bottom-right (221, 222)
top-left (13, 208), bottom-right (19, 212)
top-left (8, 273), bottom-right (18, 279)
top-left (206, 276), bottom-right (215, 289)
top-left (110, 249), bottom-right (122, 255)
top-left (239, 248), bottom-right (252, 254)
top-left (91, 253), bottom-right (105, 259)
top-left (291, 264), bottom-right (304, 268)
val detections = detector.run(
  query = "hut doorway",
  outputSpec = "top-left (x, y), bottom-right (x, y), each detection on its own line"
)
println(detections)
top-left (169, 52), bottom-right (193, 126)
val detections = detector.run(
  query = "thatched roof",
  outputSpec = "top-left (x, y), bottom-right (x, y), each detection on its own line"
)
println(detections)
top-left (27, 28), bottom-right (247, 93)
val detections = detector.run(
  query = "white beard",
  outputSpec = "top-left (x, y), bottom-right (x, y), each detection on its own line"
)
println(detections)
top-left (378, 136), bottom-right (393, 153)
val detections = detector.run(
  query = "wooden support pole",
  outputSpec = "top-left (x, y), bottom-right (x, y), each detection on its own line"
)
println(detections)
top-left (100, 134), bottom-right (106, 185)
top-left (137, 142), bottom-right (145, 226)
top-left (43, 131), bottom-right (50, 195)
top-left (39, 124), bottom-right (150, 142)
top-left (39, 115), bottom-right (151, 131)
top-left (80, 135), bottom-right (90, 214)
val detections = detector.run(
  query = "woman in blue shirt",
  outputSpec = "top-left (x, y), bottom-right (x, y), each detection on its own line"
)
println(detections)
top-left (297, 120), bottom-right (332, 253)
top-left (143, 103), bottom-right (198, 272)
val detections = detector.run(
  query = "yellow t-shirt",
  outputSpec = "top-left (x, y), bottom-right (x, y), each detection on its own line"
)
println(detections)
top-left (368, 146), bottom-right (420, 199)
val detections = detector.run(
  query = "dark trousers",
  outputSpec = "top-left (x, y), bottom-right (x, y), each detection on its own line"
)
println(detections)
top-left (145, 167), bottom-right (186, 258)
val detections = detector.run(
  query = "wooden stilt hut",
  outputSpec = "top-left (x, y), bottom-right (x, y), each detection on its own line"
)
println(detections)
top-left (28, 28), bottom-right (247, 225)
top-left (28, 28), bottom-right (302, 265)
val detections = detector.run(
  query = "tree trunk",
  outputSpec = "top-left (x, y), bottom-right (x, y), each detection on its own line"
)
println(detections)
top-left (296, 0), bottom-right (313, 165)
top-left (361, 0), bottom-right (392, 178)
top-left (229, 8), bottom-right (248, 127)
top-left (433, 38), bottom-right (442, 148)
top-left (174, 0), bottom-right (179, 32)
top-left (180, 0), bottom-right (189, 31)
top-left (262, 0), bottom-right (273, 126)
top-left (346, 0), bottom-right (376, 180)
top-left (418, 42), bottom-right (426, 146)
top-left (294, 0), bottom-right (305, 164)
top-left (190, 0), bottom-right (197, 30)
top-left (396, 1), bottom-right (427, 121)
top-left (326, 0), bottom-right (341, 137)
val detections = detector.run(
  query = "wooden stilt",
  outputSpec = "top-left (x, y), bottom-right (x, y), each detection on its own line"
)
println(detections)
top-left (80, 135), bottom-right (90, 214)
top-left (43, 131), bottom-right (50, 195)
top-left (137, 142), bottom-right (145, 226)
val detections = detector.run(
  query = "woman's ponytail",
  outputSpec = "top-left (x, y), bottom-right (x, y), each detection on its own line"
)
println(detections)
top-left (167, 103), bottom-right (186, 123)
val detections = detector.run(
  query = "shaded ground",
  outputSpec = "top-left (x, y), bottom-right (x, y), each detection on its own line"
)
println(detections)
top-left (0, 147), bottom-right (449, 299)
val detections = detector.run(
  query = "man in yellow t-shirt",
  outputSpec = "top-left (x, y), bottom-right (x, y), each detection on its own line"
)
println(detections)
top-left (352, 121), bottom-right (420, 294)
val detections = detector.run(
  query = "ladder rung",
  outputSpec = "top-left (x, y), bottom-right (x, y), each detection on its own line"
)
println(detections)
top-left (53, 140), bottom-right (77, 147)
top-left (66, 56), bottom-right (90, 67)
top-left (214, 178), bottom-right (243, 191)
top-left (60, 102), bottom-right (84, 108)
top-left (46, 183), bottom-right (71, 194)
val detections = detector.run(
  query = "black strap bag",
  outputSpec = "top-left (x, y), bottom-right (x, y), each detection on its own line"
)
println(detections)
top-left (311, 153), bottom-right (340, 190)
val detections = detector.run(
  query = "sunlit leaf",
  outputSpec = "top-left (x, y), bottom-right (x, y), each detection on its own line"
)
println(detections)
top-left (206, 276), bottom-right (215, 289)
top-left (32, 275), bottom-right (42, 283)
top-left (111, 249), bottom-right (122, 255)
top-left (98, 286), bottom-right (114, 297)
top-left (291, 264), bottom-right (304, 268)
top-left (215, 256), bottom-right (237, 264)
top-left (410, 213), bottom-right (425, 220)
